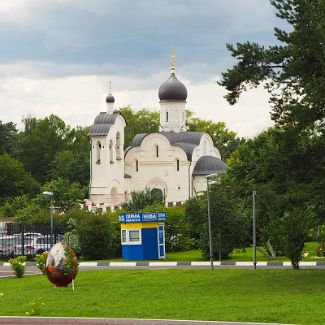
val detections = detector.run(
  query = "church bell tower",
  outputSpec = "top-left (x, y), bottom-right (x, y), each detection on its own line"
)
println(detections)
top-left (159, 49), bottom-right (187, 133)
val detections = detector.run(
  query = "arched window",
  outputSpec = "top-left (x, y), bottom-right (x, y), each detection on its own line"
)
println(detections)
top-left (116, 132), bottom-right (121, 160)
top-left (155, 144), bottom-right (159, 158)
top-left (109, 139), bottom-right (114, 163)
top-left (135, 159), bottom-right (139, 172)
top-left (166, 111), bottom-right (169, 122)
top-left (96, 141), bottom-right (101, 164)
top-left (176, 158), bottom-right (180, 171)
top-left (111, 187), bottom-right (118, 205)
top-left (203, 140), bottom-right (208, 155)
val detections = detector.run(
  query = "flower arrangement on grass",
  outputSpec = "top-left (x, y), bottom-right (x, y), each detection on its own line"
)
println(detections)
top-left (45, 242), bottom-right (78, 288)
top-left (9, 256), bottom-right (27, 278)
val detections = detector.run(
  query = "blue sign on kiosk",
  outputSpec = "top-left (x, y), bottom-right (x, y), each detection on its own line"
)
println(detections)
top-left (119, 212), bottom-right (166, 260)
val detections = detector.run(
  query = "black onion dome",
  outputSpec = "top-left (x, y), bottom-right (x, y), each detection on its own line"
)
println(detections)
top-left (106, 93), bottom-right (115, 103)
top-left (158, 73), bottom-right (187, 101)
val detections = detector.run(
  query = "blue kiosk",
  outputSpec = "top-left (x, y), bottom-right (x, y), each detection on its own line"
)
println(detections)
top-left (118, 212), bottom-right (166, 260)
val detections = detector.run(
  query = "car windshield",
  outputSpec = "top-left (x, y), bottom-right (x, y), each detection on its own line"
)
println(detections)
top-left (36, 237), bottom-right (47, 244)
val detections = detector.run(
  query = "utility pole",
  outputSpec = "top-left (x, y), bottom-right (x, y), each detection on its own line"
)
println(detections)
top-left (206, 177), bottom-right (214, 270)
top-left (252, 190), bottom-right (257, 269)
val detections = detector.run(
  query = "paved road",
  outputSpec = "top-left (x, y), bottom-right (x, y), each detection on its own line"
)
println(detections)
top-left (0, 317), bottom-right (294, 325)
top-left (0, 266), bottom-right (41, 278)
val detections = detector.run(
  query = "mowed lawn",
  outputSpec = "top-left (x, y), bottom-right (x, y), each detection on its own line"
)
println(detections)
top-left (1, 269), bottom-right (325, 325)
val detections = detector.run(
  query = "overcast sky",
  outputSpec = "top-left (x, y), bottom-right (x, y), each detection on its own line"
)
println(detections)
top-left (0, 0), bottom-right (287, 137)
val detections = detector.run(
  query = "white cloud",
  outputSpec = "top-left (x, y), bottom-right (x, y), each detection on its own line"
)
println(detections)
top-left (0, 1), bottom-right (278, 139)
top-left (0, 67), bottom-right (272, 138)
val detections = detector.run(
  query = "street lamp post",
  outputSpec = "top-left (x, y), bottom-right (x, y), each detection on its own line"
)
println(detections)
top-left (252, 190), bottom-right (257, 269)
top-left (206, 173), bottom-right (221, 271)
top-left (43, 191), bottom-right (54, 245)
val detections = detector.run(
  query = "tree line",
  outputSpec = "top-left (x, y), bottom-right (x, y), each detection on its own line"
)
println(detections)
top-left (0, 107), bottom-right (242, 221)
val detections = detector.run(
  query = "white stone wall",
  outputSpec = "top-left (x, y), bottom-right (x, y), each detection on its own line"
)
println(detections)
top-left (89, 114), bottom-right (126, 207)
top-left (159, 101), bottom-right (186, 132)
top-left (125, 133), bottom-right (191, 204)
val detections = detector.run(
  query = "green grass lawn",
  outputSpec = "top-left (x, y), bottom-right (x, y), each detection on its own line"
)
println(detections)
top-left (1, 242), bottom-right (324, 263)
top-left (0, 269), bottom-right (324, 324)
top-left (84, 241), bottom-right (324, 263)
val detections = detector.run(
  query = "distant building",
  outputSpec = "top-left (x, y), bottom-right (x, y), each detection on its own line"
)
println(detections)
top-left (86, 53), bottom-right (227, 212)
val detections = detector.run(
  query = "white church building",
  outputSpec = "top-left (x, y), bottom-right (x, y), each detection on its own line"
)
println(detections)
top-left (86, 58), bottom-right (227, 212)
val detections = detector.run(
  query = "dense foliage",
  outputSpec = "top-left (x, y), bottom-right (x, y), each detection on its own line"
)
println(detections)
top-left (76, 213), bottom-right (119, 260)
top-left (219, 0), bottom-right (325, 268)
top-left (185, 186), bottom-right (250, 260)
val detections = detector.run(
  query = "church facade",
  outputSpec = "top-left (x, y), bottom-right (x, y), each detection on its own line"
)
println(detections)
top-left (86, 61), bottom-right (227, 212)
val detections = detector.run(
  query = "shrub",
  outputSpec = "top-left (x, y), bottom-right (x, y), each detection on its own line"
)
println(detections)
top-left (34, 252), bottom-right (48, 274)
top-left (164, 206), bottom-right (193, 252)
top-left (76, 213), bottom-right (118, 260)
top-left (141, 204), bottom-right (193, 252)
top-left (9, 256), bottom-right (27, 278)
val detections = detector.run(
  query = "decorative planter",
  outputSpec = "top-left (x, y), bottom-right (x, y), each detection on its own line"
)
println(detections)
top-left (45, 242), bottom-right (78, 288)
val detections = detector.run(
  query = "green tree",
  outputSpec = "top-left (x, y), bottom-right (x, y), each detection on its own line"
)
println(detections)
top-left (0, 154), bottom-right (39, 204)
top-left (15, 115), bottom-right (71, 183)
top-left (201, 184), bottom-right (249, 260)
top-left (186, 112), bottom-right (244, 160)
top-left (224, 128), bottom-right (318, 266)
top-left (185, 186), bottom-right (249, 260)
top-left (219, 0), bottom-right (325, 132)
top-left (119, 106), bottom-right (160, 148)
top-left (0, 121), bottom-right (18, 155)
top-left (40, 177), bottom-right (87, 211)
top-left (50, 149), bottom-right (89, 187)
top-left (141, 203), bottom-right (193, 252)
top-left (184, 197), bottom-right (205, 246)
top-left (219, 0), bottom-right (325, 267)
top-left (51, 125), bottom-right (90, 187)
top-left (121, 188), bottom-right (164, 211)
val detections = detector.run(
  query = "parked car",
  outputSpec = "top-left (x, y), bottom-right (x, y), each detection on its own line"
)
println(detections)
top-left (13, 233), bottom-right (43, 241)
top-left (15, 236), bottom-right (52, 256)
top-left (0, 236), bottom-right (21, 257)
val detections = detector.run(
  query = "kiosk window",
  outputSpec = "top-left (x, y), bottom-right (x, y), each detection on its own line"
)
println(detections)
top-left (121, 229), bottom-right (141, 245)
top-left (129, 230), bottom-right (140, 242)
top-left (121, 229), bottom-right (127, 243)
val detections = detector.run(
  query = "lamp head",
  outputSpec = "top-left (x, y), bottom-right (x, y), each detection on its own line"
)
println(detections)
top-left (42, 191), bottom-right (54, 196)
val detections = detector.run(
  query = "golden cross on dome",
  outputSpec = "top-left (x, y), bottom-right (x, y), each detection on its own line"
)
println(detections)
top-left (109, 80), bottom-right (112, 94)
top-left (170, 48), bottom-right (175, 73)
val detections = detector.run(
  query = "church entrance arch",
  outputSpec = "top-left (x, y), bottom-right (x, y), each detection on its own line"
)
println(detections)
top-left (150, 188), bottom-right (164, 203)
top-left (147, 178), bottom-right (167, 204)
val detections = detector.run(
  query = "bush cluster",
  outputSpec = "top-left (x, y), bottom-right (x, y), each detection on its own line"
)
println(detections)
top-left (9, 256), bottom-right (27, 278)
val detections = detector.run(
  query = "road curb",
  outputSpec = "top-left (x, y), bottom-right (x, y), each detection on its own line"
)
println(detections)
top-left (1, 261), bottom-right (324, 268)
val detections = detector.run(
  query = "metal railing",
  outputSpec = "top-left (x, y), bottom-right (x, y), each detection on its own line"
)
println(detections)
top-left (0, 224), bottom-right (65, 259)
